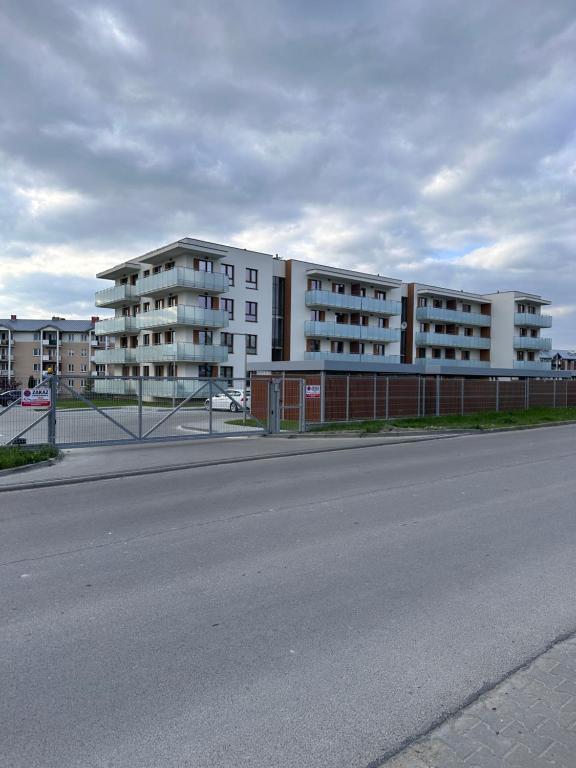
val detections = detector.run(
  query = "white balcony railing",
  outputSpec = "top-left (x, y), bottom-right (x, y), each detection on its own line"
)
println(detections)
top-left (135, 343), bottom-right (228, 363)
top-left (305, 290), bottom-right (401, 316)
top-left (95, 316), bottom-right (140, 335)
top-left (95, 284), bottom-right (139, 307)
top-left (93, 348), bottom-right (138, 365)
top-left (138, 305), bottom-right (229, 331)
top-left (514, 313), bottom-right (553, 329)
top-left (136, 267), bottom-right (229, 297)
top-left (304, 321), bottom-right (400, 343)
top-left (513, 336), bottom-right (552, 351)
top-left (303, 352), bottom-right (401, 364)
top-left (415, 332), bottom-right (491, 350)
top-left (416, 306), bottom-right (491, 327)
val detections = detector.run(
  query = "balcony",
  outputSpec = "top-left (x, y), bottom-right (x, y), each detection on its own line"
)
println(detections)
top-left (514, 312), bottom-right (553, 328)
top-left (513, 360), bottom-right (552, 370)
top-left (42, 338), bottom-right (58, 346)
top-left (429, 358), bottom-right (488, 367)
top-left (135, 343), bottom-right (228, 363)
top-left (93, 379), bottom-right (138, 396)
top-left (140, 379), bottom-right (215, 399)
top-left (95, 284), bottom-right (139, 308)
top-left (416, 306), bottom-right (491, 327)
top-left (93, 348), bottom-right (138, 365)
top-left (138, 305), bottom-right (229, 331)
top-left (304, 321), bottom-right (400, 343)
top-left (304, 352), bottom-right (401, 364)
top-left (513, 336), bottom-right (552, 351)
top-left (95, 316), bottom-right (140, 335)
top-left (415, 332), bottom-right (491, 350)
top-left (305, 290), bottom-right (401, 316)
top-left (136, 267), bottom-right (229, 297)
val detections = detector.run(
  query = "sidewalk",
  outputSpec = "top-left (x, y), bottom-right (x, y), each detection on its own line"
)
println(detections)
top-left (0, 431), bottom-right (453, 491)
top-left (386, 634), bottom-right (576, 768)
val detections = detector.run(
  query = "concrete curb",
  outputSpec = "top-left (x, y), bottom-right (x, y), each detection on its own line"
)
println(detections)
top-left (0, 432), bottom-right (461, 494)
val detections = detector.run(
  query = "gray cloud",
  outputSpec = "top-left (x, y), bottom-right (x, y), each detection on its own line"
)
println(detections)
top-left (0, 0), bottom-right (575, 343)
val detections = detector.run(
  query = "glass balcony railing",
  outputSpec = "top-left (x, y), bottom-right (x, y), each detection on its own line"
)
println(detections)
top-left (304, 321), bottom-right (400, 343)
top-left (137, 267), bottom-right (229, 297)
top-left (305, 290), bottom-right (401, 316)
top-left (95, 284), bottom-right (139, 307)
top-left (304, 352), bottom-right (401, 364)
top-left (514, 312), bottom-right (553, 328)
top-left (138, 306), bottom-right (229, 330)
top-left (93, 379), bottom-right (138, 396)
top-left (135, 343), bottom-right (228, 363)
top-left (421, 358), bottom-right (489, 367)
top-left (513, 336), bottom-right (552, 350)
top-left (415, 332), bottom-right (491, 349)
top-left (93, 348), bottom-right (137, 364)
top-left (95, 316), bottom-right (140, 335)
top-left (513, 360), bottom-right (552, 370)
top-left (415, 306), bottom-right (491, 327)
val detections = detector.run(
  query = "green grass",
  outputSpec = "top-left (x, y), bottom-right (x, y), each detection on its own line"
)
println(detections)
top-left (310, 406), bottom-right (576, 433)
top-left (225, 418), bottom-right (299, 430)
top-left (55, 398), bottom-right (204, 410)
top-left (0, 444), bottom-right (59, 470)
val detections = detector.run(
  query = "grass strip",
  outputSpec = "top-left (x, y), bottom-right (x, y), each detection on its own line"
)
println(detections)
top-left (0, 444), bottom-right (59, 470)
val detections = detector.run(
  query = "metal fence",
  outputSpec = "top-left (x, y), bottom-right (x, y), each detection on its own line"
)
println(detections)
top-left (0, 376), bottom-right (265, 448)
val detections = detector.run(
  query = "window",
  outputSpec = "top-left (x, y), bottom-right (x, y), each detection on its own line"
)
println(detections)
top-left (143, 302), bottom-right (150, 313)
top-left (199, 364), bottom-right (215, 378)
top-left (222, 298), bottom-right (234, 320)
top-left (33, 363), bottom-right (40, 372)
top-left (68, 350), bottom-right (74, 357)
top-left (164, 331), bottom-right (173, 344)
top-left (377, 317), bottom-right (389, 328)
top-left (197, 259), bottom-right (213, 273)
top-left (335, 313), bottom-right (348, 325)
top-left (462, 351), bottom-right (471, 360)
top-left (198, 295), bottom-right (211, 309)
top-left (80, 379), bottom-right (86, 387)
top-left (246, 335), bottom-right (257, 355)
top-left (517, 351), bottom-right (525, 361)
top-left (311, 310), bottom-right (323, 321)
top-left (165, 261), bottom-right (175, 271)
top-left (222, 263), bottom-right (234, 286)
top-left (246, 268), bottom-right (258, 289)
top-left (462, 303), bottom-right (471, 313)
top-left (464, 328), bottom-right (473, 337)
top-left (154, 298), bottom-right (165, 309)
top-left (67, 334), bottom-right (74, 342)
top-left (154, 365), bottom-right (164, 376)
top-left (33, 348), bottom-right (40, 356)
top-left (68, 379), bottom-right (75, 387)
top-left (245, 301), bottom-right (258, 322)
top-left (153, 265), bottom-right (162, 274)
top-left (167, 296), bottom-right (178, 307)
top-left (81, 333), bottom-right (89, 341)
top-left (143, 270), bottom-right (150, 277)
top-left (80, 364), bottom-right (87, 372)
top-left (68, 364), bottom-right (75, 372)
top-left (331, 341), bottom-right (345, 353)
top-left (308, 279), bottom-right (322, 291)
top-left (445, 348), bottom-right (455, 359)
top-left (373, 344), bottom-right (386, 356)
top-left (417, 348), bottom-right (426, 358)
top-left (432, 349), bottom-right (442, 359)
top-left (517, 303), bottom-right (525, 313)
top-left (81, 348), bottom-right (88, 356)
top-left (143, 366), bottom-right (150, 377)
top-left (143, 334), bottom-right (150, 346)
top-left (433, 299), bottom-right (443, 309)
top-left (33, 332), bottom-right (40, 341)
top-left (417, 297), bottom-right (428, 308)
top-left (374, 290), bottom-right (387, 301)
top-left (307, 339), bottom-right (321, 352)
top-left (198, 330), bottom-right (213, 345)
top-left (221, 333), bottom-right (234, 353)
top-left (152, 333), bottom-right (162, 345)
top-left (332, 283), bottom-right (345, 294)
top-left (220, 366), bottom-right (234, 383)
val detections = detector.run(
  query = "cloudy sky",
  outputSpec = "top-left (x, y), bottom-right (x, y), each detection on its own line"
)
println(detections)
top-left (0, 0), bottom-right (575, 343)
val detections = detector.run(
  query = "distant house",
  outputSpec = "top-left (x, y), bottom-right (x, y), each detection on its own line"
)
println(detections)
top-left (540, 349), bottom-right (576, 372)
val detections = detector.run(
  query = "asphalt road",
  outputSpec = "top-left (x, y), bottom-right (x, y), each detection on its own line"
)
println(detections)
top-left (2, 426), bottom-right (576, 767)
top-left (0, 404), bottom-right (260, 444)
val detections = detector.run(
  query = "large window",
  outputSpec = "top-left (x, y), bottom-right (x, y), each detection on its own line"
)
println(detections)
top-left (221, 333), bottom-right (234, 353)
top-left (246, 335), bottom-right (257, 355)
top-left (245, 301), bottom-right (258, 322)
top-left (222, 263), bottom-right (234, 286)
top-left (246, 268), bottom-right (258, 289)
top-left (197, 259), bottom-right (213, 273)
top-left (222, 298), bottom-right (234, 320)
top-left (198, 331), bottom-right (213, 345)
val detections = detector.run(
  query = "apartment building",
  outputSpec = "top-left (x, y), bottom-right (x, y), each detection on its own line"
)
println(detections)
top-left (405, 284), bottom-right (492, 367)
top-left (94, 237), bottom-right (555, 390)
top-left (484, 291), bottom-right (553, 370)
top-left (540, 349), bottom-right (576, 372)
top-left (0, 316), bottom-right (100, 390)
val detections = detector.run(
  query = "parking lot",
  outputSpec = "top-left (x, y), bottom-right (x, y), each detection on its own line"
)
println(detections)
top-left (0, 404), bottom-right (263, 446)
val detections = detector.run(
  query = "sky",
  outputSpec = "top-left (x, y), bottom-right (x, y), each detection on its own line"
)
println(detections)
top-left (0, 0), bottom-right (575, 345)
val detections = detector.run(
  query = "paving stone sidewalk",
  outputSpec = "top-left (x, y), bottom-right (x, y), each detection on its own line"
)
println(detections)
top-left (385, 635), bottom-right (576, 768)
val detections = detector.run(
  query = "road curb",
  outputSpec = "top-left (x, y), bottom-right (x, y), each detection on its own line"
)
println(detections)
top-left (0, 432), bottom-right (460, 493)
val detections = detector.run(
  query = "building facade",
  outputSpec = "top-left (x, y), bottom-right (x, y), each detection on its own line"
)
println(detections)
top-left (93, 237), bottom-right (554, 392)
top-left (0, 316), bottom-right (101, 391)
top-left (540, 349), bottom-right (576, 372)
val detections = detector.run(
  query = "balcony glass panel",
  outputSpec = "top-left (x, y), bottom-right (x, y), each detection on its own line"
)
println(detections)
top-left (138, 306), bottom-right (229, 330)
top-left (95, 284), bottom-right (139, 307)
top-left (305, 290), bottom-right (401, 316)
top-left (137, 267), bottom-right (229, 296)
top-left (303, 352), bottom-right (401, 364)
top-left (415, 332), bottom-right (491, 349)
top-left (415, 306), bottom-right (491, 327)
top-left (513, 360), bottom-right (552, 370)
top-left (135, 343), bottom-right (228, 363)
top-left (304, 321), bottom-right (400, 343)
top-left (93, 349), bottom-right (137, 364)
top-left (514, 313), bottom-right (553, 328)
top-left (95, 316), bottom-right (140, 335)
top-left (513, 336), bottom-right (552, 350)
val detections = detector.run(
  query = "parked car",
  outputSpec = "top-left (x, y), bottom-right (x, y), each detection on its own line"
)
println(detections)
top-left (205, 388), bottom-right (251, 412)
top-left (0, 390), bottom-right (21, 407)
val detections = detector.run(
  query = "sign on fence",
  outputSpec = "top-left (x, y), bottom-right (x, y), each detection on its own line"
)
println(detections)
top-left (305, 384), bottom-right (321, 399)
top-left (21, 386), bottom-right (51, 408)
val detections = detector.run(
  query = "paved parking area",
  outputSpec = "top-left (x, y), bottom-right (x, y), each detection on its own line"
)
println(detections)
top-left (386, 634), bottom-right (576, 768)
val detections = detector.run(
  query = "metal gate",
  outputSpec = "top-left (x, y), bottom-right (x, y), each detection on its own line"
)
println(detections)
top-left (0, 375), bottom-right (267, 448)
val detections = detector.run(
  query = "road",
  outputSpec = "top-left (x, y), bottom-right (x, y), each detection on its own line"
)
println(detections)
top-left (2, 426), bottom-right (576, 767)
top-left (0, 404), bottom-right (261, 445)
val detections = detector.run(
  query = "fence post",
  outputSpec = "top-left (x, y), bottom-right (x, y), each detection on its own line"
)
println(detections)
top-left (299, 379), bottom-right (306, 433)
top-left (525, 378), bottom-right (529, 409)
top-left (373, 375), bottom-right (377, 420)
top-left (553, 378), bottom-right (557, 409)
top-left (320, 372), bottom-right (326, 424)
top-left (47, 374), bottom-right (57, 446)
top-left (385, 377), bottom-right (390, 420)
top-left (435, 375), bottom-right (440, 417)
top-left (138, 377), bottom-right (143, 439)
top-left (346, 374), bottom-right (350, 422)
top-left (208, 380), bottom-right (213, 434)
top-left (417, 376), bottom-right (421, 417)
top-left (495, 379), bottom-right (500, 412)
top-left (461, 378), bottom-right (465, 416)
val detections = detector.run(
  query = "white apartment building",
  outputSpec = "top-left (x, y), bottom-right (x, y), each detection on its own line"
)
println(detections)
top-left (93, 237), bottom-right (555, 393)
top-left (484, 291), bottom-right (553, 371)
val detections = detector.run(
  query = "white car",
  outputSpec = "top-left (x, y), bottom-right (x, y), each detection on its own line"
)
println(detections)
top-left (205, 388), bottom-right (251, 412)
